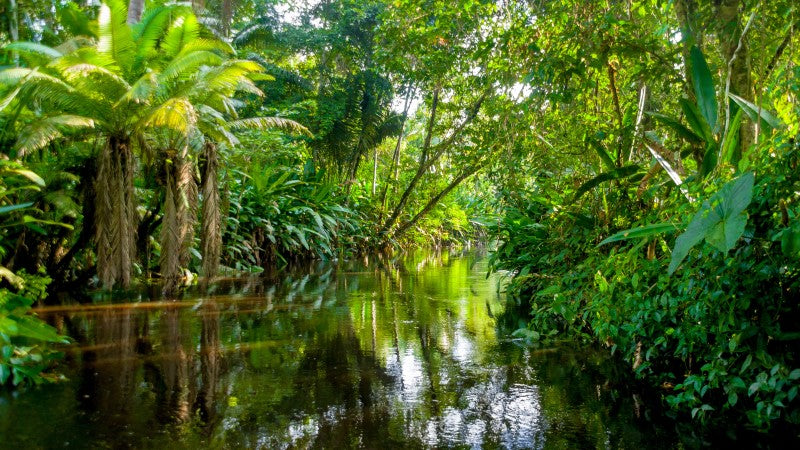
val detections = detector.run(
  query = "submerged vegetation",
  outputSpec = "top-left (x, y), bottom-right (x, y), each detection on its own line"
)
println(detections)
top-left (0, 0), bottom-right (798, 437)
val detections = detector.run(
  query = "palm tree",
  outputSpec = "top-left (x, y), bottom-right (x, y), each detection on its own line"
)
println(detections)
top-left (1, 0), bottom-right (310, 292)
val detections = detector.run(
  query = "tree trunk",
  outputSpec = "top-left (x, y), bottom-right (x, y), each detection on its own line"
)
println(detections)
top-left (380, 88), bottom-right (440, 236)
top-left (95, 136), bottom-right (137, 289)
top-left (160, 148), bottom-right (197, 296)
top-left (221, 0), bottom-right (234, 37)
top-left (716, 0), bottom-right (754, 162)
top-left (675, 0), bottom-right (701, 98)
top-left (8, 0), bottom-right (19, 65)
top-left (200, 142), bottom-right (221, 278)
top-left (379, 84), bottom-right (415, 219)
top-left (127, 0), bottom-right (144, 24)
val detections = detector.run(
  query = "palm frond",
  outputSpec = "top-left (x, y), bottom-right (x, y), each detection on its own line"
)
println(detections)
top-left (3, 42), bottom-right (62, 66)
top-left (139, 96), bottom-right (197, 134)
top-left (231, 117), bottom-right (312, 137)
top-left (117, 71), bottom-right (158, 105)
top-left (61, 63), bottom-right (130, 101)
top-left (159, 50), bottom-right (223, 83)
top-left (162, 14), bottom-right (201, 59)
top-left (15, 115), bottom-right (94, 156)
top-left (97, 0), bottom-right (136, 74)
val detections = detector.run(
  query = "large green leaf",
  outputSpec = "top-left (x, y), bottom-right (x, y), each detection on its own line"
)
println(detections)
top-left (728, 93), bottom-right (784, 131)
top-left (588, 138), bottom-right (616, 171)
top-left (598, 223), bottom-right (678, 246)
top-left (679, 98), bottom-right (713, 143)
top-left (690, 46), bottom-right (718, 132)
top-left (669, 172), bottom-right (754, 274)
top-left (572, 165), bottom-right (641, 201)
top-left (646, 112), bottom-right (704, 144)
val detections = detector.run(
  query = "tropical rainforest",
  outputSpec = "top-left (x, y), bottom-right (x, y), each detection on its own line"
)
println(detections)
top-left (0, 0), bottom-right (799, 440)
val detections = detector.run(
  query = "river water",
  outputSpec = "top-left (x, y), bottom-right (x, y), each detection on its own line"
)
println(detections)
top-left (1, 250), bottom-right (684, 448)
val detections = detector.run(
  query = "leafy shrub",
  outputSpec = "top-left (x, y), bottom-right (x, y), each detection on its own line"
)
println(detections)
top-left (491, 133), bottom-right (800, 429)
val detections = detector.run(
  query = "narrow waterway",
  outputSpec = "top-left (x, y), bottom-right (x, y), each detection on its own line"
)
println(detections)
top-left (1, 251), bottom-right (681, 448)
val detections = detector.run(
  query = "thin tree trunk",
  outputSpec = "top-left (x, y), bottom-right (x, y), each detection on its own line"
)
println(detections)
top-left (381, 88), bottom-right (488, 236)
top-left (379, 84), bottom-right (416, 219)
top-left (675, 0), bottom-right (701, 98)
top-left (393, 165), bottom-right (481, 240)
top-left (716, 0), bottom-right (754, 162)
top-left (8, 0), bottom-right (19, 65)
top-left (380, 88), bottom-right (440, 235)
top-left (127, 0), bottom-right (144, 24)
top-left (192, 0), bottom-right (205, 15)
top-left (371, 147), bottom-right (378, 196)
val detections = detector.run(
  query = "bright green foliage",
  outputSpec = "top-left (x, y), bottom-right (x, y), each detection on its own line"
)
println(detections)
top-left (0, 162), bottom-right (69, 387)
top-left (669, 172), bottom-right (753, 274)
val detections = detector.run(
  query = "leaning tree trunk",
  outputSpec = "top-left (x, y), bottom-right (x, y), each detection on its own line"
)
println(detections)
top-left (95, 135), bottom-right (137, 289)
top-left (200, 142), bottom-right (221, 278)
top-left (160, 147), bottom-right (198, 296)
top-left (127, 0), bottom-right (144, 24)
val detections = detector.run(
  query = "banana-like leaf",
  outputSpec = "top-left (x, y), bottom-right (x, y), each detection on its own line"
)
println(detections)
top-left (690, 46), bottom-right (718, 132)
top-left (646, 111), bottom-right (704, 144)
top-left (721, 107), bottom-right (744, 165)
top-left (598, 223), bottom-right (678, 246)
top-left (572, 165), bottom-right (641, 201)
top-left (728, 93), bottom-right (784, 131)
top-left (679, 98), bottom-right (713, 143)
top-left (588, 138), bottom-right (616, 171)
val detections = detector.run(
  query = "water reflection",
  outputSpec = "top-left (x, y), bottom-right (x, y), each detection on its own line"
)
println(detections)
top-left (0, 250), bottom-right (677, 448)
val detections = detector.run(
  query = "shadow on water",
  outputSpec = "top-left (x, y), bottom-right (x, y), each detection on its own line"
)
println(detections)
top-left (0, 250), bottom-right (746, 448)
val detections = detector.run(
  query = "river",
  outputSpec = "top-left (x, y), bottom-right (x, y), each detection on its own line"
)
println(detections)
top-left (0, 250), bottom-right (686, 448)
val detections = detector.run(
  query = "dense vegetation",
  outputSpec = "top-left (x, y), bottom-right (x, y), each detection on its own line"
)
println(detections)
top-left (0, 0), bottom-right (798, 434)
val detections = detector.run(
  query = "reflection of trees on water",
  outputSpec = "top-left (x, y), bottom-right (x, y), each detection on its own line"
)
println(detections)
top-left (15, 250), bottom-right (670, 448)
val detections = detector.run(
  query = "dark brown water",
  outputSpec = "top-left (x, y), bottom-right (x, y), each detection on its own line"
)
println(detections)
top-left (0, 251), bottom-right (687, 448)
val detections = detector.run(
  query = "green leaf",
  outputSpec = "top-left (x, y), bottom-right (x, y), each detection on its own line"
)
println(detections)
top-left (680, 98), bottom-right (713, 143)
top-left (588, 138), bottom-right (616, 171)
top-left (11, 316), bottom-right (68, 343)
top-left (700, 142), bottom-right (718, 177)
top-left (573, 165), bottom-right (641, 201)
top-left (721, 107), bottom-right (744, 165)
top-left (789, 369), bottom-right (800, 380)
top-left (669, 172), bottom-right (754, 274)
top-left (690, 46), bottom-right (718, 131)
top-left (646, 112), bottom-right (704, 144)
top-left (598, 223), bottom-right (677, 246)
top-left (0, 202), bottom-right (34, 215)
top-left (728, 93), bottom-right (784, 131)
top-left (704, 172), bottom-right (754, 252)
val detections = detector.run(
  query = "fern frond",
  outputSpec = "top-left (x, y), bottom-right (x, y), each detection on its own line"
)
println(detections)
top-left (117, 71), bottom-right (158, 105)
